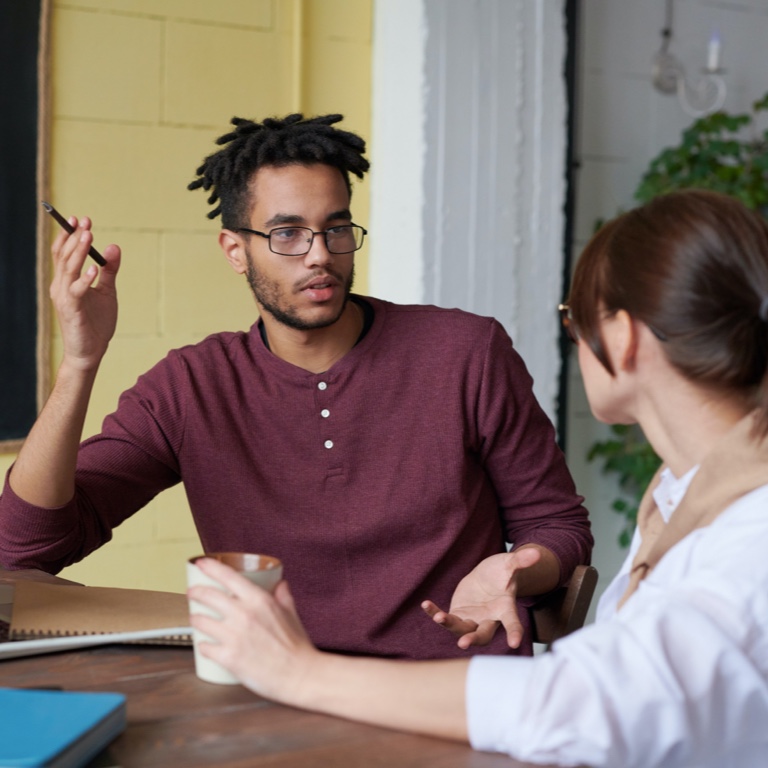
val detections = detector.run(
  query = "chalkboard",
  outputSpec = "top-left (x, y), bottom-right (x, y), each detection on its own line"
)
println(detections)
top-left (0, 0), bottom-right (46, 446)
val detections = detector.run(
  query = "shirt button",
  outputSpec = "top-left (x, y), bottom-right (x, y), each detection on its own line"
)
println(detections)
top-left (324, 440), bottom-right (334, 449)
top-left (318, 381), bottom-right (328, 391)
top-left (321, 409), bottom-right (330, 418)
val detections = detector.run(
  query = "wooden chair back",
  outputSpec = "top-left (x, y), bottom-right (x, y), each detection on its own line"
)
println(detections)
top-left (531, 564), bottom-right (598, 649)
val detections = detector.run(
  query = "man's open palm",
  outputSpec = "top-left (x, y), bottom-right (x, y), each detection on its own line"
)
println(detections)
top-left (422, 547), bottom-right (542, 649)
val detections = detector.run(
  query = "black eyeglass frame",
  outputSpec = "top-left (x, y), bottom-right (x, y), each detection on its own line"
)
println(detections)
top-left (558, 303), bottom-right (668, 344)
top-left (236, 224), bottom-right (368, 256)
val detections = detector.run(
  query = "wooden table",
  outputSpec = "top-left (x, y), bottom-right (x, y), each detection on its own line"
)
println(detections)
top-left (0, 569), bottom-right (561, 767)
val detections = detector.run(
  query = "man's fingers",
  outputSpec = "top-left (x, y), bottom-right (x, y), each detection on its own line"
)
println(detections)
top-left (96, 244), bottom-right (121, 281)
top-left (456, 620), bottom-right (499, 649)
top-left (499, 609), bottom-right (524, 649)
top-left (67, 264), bottom-right (100, 300)
top-left (509, 546), bottom-right (542, 571)
top-left (422, 601), bottom-right (480, 637)
top-left (51, 223), bottom-right (73, 258)
top-left (439, 614), bottom-right (479, 635)
top-left (420, 599), bottom-right (443, 619)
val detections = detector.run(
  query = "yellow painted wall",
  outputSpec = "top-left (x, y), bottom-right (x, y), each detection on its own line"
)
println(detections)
top-left (3, 0), bottom-right (372, 592)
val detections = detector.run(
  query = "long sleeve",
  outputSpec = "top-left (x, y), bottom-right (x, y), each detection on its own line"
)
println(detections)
top-left (477, 320), bottom-right (592, 584)
top-left (0, 352), bottom-right (186, 572)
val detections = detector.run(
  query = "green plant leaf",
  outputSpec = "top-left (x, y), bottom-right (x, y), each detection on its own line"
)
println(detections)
top-left (632, 91), bottom-right (768, 213)
top-left (753, 93), bottom-right (768, 112)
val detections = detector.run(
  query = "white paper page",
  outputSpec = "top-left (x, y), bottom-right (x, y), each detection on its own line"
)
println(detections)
top-left (0, 625), bottom-right (193, 660)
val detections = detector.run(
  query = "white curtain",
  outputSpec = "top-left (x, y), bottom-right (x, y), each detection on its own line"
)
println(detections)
top-left (370, 0), bottom-right (568, 422)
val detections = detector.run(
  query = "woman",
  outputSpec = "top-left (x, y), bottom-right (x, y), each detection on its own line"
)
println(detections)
top-left (188, 190), bottom-right (768, 767)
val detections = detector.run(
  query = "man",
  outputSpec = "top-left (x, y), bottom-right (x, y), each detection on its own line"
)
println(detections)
top-left (0, 114), bottom-right (591, 659)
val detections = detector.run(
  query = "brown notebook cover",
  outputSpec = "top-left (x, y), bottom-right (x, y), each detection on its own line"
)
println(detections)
top-left (9, 580), bottom-right (192, 645)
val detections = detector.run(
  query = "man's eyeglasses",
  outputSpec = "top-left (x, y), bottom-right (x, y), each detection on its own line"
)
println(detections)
top-left (558, 302), bottom-right (668, 344)
top-left (237, 224), bottom-right (367, 256)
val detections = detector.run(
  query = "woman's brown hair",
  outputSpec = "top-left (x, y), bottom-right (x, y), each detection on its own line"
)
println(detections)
top-left (568, 189), bottom-right (768, 435)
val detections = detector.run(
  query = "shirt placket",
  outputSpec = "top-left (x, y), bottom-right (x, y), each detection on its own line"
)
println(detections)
top-left (314, 376), bottom-right (344, 477)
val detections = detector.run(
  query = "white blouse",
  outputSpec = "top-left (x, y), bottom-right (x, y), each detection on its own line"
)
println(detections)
top-left (466, 479), bottom-right (768, 767)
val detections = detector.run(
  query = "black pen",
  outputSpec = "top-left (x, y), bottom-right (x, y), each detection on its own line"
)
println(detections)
top-left (41, 200), bottom-right (107, 266)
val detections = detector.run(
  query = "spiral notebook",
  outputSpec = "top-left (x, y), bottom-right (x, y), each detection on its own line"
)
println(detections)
top-left (1, 580), bottom-right (192, 660)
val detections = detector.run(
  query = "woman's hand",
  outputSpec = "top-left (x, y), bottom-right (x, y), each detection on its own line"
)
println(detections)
top-left (421, 546), bottom-right (544, 649)
top-left (189, 559), bottom-right (471, 743)
top-left (187, 558), bottom-right (321, 706)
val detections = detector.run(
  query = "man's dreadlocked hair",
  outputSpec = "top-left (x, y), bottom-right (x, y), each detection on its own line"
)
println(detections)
top-left (187, 113), bottom-right (370, 229)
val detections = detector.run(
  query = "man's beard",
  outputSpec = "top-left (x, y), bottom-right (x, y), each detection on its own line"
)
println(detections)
top-left (245, 252), bottom-right (355, 331)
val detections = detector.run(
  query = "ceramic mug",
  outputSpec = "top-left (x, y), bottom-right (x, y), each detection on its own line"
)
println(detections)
top-left (186, 552), bottom-right (283, 684)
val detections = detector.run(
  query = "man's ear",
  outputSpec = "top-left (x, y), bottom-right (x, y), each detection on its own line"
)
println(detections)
top-left (219, 229), bottom-right (248, 275)
top-left (611, 309), bottom-right (638, 372)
